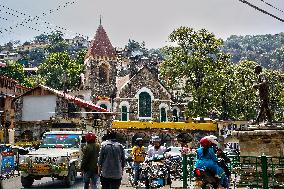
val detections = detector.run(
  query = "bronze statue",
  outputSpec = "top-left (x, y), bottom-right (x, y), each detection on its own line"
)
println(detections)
top-left (252, 65), bottom-right (272, 125)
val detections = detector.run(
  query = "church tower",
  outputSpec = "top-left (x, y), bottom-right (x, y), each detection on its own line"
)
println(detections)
top-left (83, 21), bottom-right (117, 110)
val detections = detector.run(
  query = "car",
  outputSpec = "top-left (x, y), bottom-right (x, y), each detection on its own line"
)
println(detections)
top-left (19, 130), bottom-right (86, 188)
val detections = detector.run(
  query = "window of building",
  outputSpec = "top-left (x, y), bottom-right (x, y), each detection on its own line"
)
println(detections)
top-left (121, 106), bottom-right (128, 121)
top-left (100, 104), bottom-right (107, 110)
top-left (160, 107), bottom-right (167, 122)
top-left (139, 92), bottom-right (151, 118)
top-left (173, 109), bottom-right (178, 122)
top-left (99, 64), bottom-right (109, 84)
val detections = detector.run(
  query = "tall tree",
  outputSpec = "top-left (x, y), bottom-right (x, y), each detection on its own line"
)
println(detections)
top-left (37, 52), bottom-right (83, 90)
top-left (161, 26), bottom-right (230, 117)
top-left (34, 34), bottom-right (49, 44)
top-left (46, 31), bottom-right (68, 53)
top-left (0, 61), bottom-right (25, 83)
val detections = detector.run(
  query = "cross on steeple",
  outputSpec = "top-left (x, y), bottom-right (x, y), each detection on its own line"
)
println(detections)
top-left (99, 15), bottom-right (102, 25)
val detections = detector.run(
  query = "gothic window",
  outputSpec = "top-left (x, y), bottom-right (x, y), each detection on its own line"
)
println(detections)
top-left (139, 92), bottom-right (151, 118)
top-left (160, 107), bottom-right (167, 122)
top-left (173, 109), bottom-right (178, 122)
top-left (121, 106), bottom-right (128, 121)
top-left (99, 64), bottom-right (109, 84)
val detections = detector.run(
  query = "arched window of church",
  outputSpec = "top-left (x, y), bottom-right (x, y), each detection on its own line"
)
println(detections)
top-left (139, 92), bottom-right (151, 118)
top-left (99, 64), bottom-right (109, 84)
top-left (173, 109), bottom-right (178, 122)
top-left (160, 107), bottom-right (167, 122)
top-left (121, 106), bottom-right (128, 121)
top-left (100, 104), bottom-right (107, 110)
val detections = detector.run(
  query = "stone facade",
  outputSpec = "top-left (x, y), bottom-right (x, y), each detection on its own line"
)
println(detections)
top-left (115, 66), bottom-right (172, 122)
top-left (89, 59), bottom-right (117, 99)
top-left (233, 129), bottom-right (284, 157)
top-left (81, 23), bottom-right (186, 124)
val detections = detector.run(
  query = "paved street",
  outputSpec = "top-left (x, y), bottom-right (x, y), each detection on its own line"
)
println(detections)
top-left (2, 172), bottom-right (140, 189)
top-left (2, 172), bottom-right (186, 189)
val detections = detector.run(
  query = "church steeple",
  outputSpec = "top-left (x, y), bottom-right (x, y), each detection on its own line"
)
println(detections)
top-left (85, 19), bottom-right (116, 60)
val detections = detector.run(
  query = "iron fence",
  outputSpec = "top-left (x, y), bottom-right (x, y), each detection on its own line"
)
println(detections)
top-left (182, 154), bottom-right (284, 189)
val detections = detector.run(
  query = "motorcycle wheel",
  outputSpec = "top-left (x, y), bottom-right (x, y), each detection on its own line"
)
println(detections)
top-left (145, 178), bottom-right (150, 189)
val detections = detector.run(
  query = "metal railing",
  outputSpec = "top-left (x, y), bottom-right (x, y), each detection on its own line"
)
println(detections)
top-left (182, 154), bottom-right (284, 189)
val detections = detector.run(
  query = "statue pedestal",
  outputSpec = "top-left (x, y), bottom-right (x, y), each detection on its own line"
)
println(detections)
top-left (233, 126), bottom-right (284, 157)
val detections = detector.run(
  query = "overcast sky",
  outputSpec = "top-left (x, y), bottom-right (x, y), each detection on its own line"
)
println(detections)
top-left (1, 0), bottom-right (284, 48)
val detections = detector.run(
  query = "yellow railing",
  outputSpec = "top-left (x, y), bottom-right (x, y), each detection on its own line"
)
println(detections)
top-left (111, 120), bottom-right (217, 131)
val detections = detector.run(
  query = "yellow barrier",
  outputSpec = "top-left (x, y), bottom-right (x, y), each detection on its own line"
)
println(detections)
top-left (112, 120), bottom-right (217, 131)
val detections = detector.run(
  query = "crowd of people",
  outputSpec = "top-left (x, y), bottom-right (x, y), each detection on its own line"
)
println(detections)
top-left (81, 130), bottom-right (231, 189)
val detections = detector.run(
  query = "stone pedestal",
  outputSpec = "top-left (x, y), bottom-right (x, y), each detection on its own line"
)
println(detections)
top-left (233, 128), bottom-right (284, 157)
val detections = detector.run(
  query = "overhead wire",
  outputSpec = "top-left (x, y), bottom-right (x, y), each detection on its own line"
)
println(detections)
top-left (237, 0), bottom-right (284, 22)
top-left (258, 0), bottom-right (284, 14)
top-left (0, 1), bottom-right (88, 39)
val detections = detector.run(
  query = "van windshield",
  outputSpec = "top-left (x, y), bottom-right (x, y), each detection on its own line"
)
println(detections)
top-left (40, 134), bottom-right (80, 148)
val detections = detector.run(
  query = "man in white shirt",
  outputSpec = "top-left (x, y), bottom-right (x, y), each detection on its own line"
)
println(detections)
top-left (147, 136), bottom-right (167, 158)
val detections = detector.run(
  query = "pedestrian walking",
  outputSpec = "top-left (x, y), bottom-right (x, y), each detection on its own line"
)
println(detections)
top-left (81, 132), bottom-right (100, 189)
top-left (98, 131), bottom-right (125, 189)
top-left (131, 138), bottom-right (146, 185)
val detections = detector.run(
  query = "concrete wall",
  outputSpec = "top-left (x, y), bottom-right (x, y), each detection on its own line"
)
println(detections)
top-left (233, 130), bottom-right (284, 157)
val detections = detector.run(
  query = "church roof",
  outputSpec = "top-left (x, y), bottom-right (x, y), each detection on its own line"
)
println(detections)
top-left (117, 66), bottom-right (172, 99)
top-left (17, 85), bottom-right (108, 113)
top-left (86, 24), bottom-right (116, 59)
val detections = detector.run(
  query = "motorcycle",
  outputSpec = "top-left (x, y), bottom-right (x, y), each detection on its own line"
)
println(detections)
top-left (165, 154), bottom-right (182, 180)
top-left (194, 157), bottom-right (230, 189)
top-left (194, 168), bottom-right (219, 189)
top-left (144, 154), bottom-right (169, 189)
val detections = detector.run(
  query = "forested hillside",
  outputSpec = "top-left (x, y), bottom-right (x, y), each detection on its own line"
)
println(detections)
top-left (223, 33), bottom-right (284, 71)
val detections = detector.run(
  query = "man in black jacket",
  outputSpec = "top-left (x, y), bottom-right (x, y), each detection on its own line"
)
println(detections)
top-left (98, 131), bottom-right (125, 189)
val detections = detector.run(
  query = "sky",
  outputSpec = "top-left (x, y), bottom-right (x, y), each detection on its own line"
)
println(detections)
top-left (0, 0), bottom-right (284, 48)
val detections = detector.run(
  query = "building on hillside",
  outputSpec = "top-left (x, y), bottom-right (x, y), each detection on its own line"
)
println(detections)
top-left (65, 36), bottom-right (89, 47)
top-left (0, 52), bottom-right (21, 62)
top-left (13, 85), bottom-right (109, 142)
top-left (0, 75), bottom-right (29, 143)
top-left (16, 43), bottom-right (48, 52)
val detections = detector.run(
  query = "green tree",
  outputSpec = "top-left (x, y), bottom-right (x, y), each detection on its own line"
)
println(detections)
top-left (34, 34), bottom-right (49, 44)
top-left (0, 61), bottom-right (25, 83)
top-left (75, 49), bottom-right (87, 65)
top-left (37, 52), bottom-right (83, 90)
top-left (47, 31), bottom-right (68, 53)
top-left (161, 26), bottom-right (230, 117)
top-left (28, 48), bottom-right (46, 65)
top-left (229, 61), bottom-right (258, 120)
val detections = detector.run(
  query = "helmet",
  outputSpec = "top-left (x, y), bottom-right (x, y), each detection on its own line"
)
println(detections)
top-left (204, 135), bottom-right (218, 145)
top-left (135, 138), bottom-right (143, 142)
top-left (85, 132), bottom-right (96, 143)
top-left (200, 137), bottom-right (212, 148)
top-left (151, 136), bottom-right (161, 142)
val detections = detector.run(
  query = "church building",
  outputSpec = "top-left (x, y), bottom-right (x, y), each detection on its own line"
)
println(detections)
top-left (80, 22), bottom-right (184, 124)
